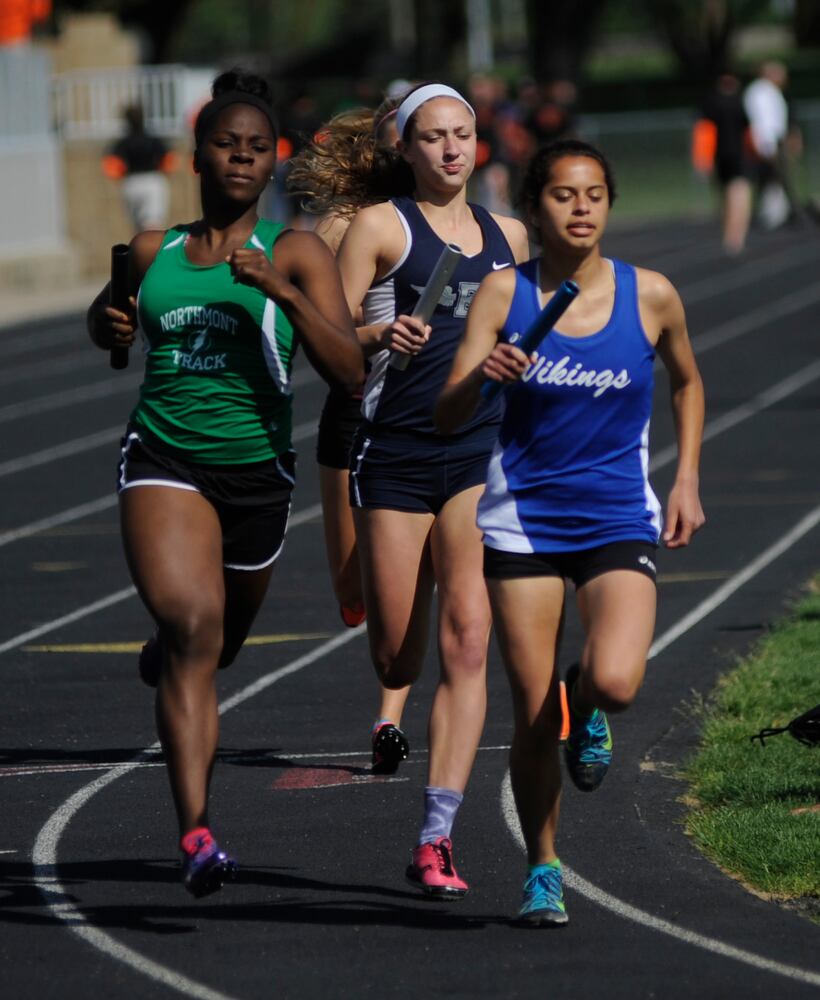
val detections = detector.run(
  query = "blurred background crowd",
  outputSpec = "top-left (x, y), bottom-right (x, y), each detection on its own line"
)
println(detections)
top-left (2, 0), bottom-right (819, 295)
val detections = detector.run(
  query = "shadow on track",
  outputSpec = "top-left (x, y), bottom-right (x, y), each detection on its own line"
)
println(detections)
top-left (1, 858), bottom-right (501, 933)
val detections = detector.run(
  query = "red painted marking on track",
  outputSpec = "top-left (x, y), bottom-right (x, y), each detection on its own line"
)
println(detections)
top-left (271, 764), bottom-right (400, 791)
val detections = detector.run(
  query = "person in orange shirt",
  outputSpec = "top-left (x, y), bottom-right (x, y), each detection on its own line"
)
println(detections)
top-left (0, 0), bottom-right (51, 46)
top-left (102, 104), bottom-right (178, 232)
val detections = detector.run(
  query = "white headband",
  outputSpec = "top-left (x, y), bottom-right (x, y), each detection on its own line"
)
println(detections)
top-left (395, 84), bottom-right (475, 138)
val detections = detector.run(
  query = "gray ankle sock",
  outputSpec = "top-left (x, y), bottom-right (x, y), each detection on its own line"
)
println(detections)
top-left (418, 786), bottom-right (463, 844)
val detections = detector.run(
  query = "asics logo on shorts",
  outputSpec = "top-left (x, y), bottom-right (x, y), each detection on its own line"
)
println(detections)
top-left (638, 555), bottom-right (656, 574)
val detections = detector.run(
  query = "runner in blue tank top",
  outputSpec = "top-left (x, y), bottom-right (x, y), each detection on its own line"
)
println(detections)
top-left (337, 83), bottom-right (530, 898)
top-left (436, 140), bottom-right (705, 925)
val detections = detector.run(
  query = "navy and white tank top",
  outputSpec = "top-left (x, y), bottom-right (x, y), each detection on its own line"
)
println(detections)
top-left (477, 257), bottom-right (662, 553)
top-left (361, 196), bottom-right (515, 437)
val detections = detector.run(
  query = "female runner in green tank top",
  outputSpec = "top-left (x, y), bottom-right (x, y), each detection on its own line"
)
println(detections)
top-left (87, 70), bottom-right (362, 898)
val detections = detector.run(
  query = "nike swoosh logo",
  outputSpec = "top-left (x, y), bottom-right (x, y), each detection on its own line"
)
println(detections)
top-left (492, 261), bottom-right (511, 270)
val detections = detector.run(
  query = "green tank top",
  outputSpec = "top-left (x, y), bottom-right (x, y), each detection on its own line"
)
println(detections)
top-left (132, 218), bottom-right (295, 464)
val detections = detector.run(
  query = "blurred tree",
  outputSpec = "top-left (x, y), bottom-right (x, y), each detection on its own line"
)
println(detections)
top-left (794, 0), bottom-right (820, 47)
top-left (524, 0), bottom-right (607, 83)
top-left (645, 0), bottom-right (772, 82)
top-left (53, 0), bottom-right (194, 61)
top-left (413, 0), bottom-right (465, 77)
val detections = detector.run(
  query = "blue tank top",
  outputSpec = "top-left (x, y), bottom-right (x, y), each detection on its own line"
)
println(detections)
top-left (361, 196), bottom-right (515, 437)
top-left (477, 257), bottom-right (662, 553)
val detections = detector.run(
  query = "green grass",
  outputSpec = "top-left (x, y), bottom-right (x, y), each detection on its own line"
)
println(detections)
top-left (684, 577), bottom-right (820, 907)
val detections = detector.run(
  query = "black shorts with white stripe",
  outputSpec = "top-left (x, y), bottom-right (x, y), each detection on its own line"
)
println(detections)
top-left (117, 427), bottom-right (294, 571)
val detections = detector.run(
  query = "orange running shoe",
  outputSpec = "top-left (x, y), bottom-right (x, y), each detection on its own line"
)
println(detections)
top-left (340, 603), bottom-right (366, 627)
top-left (559, 680), bottom-right (570, 743)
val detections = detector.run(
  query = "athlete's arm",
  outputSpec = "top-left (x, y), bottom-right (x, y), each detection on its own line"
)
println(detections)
top-left (434, 268), bottom-right (526, 434)
top-left (640, 268), bottom-right (706, 548)
top-left (87, 229), bottom-right (164, 350)
top-left (491, 214), bottom-right (531, 264)
top-left (230, 230), bottom-right (363, 394)
top-left (336, 203), bottom-right (429, 359)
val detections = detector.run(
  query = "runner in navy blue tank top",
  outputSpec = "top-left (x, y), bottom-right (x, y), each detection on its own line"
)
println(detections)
top-left (287, 98), bottom-right (403, 632)
top-left (337, 82), bottom-right (529, 897)
top-left (436, 140), bottom-right (705, 925)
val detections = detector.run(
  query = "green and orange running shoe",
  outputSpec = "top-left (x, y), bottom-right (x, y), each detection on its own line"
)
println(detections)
top-left (563, 663), bottom-right (613, 792)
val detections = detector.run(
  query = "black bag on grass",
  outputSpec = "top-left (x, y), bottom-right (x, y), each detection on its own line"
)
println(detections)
top-left (750, 704), bottom-right (820, 748)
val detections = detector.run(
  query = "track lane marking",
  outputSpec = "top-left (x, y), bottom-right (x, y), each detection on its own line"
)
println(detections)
top-left (30, 502), bottom-right (820, 995)
top-left (4, 352), bottom-right (817, 554)
top-left (1, 246), bottom-right (814, 477)
top-left (499, 502), bottom-right (820, 987)
top-left (0, 504), bottom-right (322, 655)
top-left (23, 633), bottom-right (332, 653)
top-left (0, 411), bottom-right (319, 481)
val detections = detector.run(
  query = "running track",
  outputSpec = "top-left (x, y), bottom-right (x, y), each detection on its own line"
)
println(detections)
top-left (1, 221), bottom-right (818, 999)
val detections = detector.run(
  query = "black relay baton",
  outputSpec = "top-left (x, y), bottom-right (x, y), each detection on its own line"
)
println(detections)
top-left (480, 279), bottom-right (580, 404)
top-left (109, 243), bottom-right (130, 370)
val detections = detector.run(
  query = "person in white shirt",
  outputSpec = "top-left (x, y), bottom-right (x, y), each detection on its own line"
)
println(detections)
top-left (743, 61), bottom-right (802, 228)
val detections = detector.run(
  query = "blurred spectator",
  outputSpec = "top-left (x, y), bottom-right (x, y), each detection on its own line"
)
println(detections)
top-left (0, 0), bottom-right (50, 47)
top-left (743, 61), bottom-right (803, 229)
top-left (467, 73), bottom-right (514, 213)
top-left (102, 104), bottom-right (177, 231)
top-left (693, 72), bottom-right (753, 254)
top-left (524, 79), bottom-right (577, 147)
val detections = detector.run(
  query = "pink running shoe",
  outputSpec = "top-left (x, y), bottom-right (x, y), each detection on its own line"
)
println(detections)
top-left (406, 837), bottom-right (468, 898)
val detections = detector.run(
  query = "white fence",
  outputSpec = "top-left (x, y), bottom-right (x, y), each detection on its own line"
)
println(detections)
top-left (51, 64), bottom-right (215, 141)
top-left (0, 47), bottom-right (66, 258)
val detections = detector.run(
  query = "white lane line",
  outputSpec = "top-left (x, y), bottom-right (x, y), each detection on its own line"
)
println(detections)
top-left (0, 324), bottom-right (84, 357)
top-left (32, 495), bottom-right (820, 997)
top-left (0, 351), bottom-right (100, 387)
top-left (34, 754), bottom-right (236, 1000)
top-left (0, 374), bottom-right (143, 424)
top-left (499, 503), bottom-right (820, 988)
top-left (1, 743), bottom-right (515, 778)
top-left (0, 414), bottom-right (319, 481)
top-left (649, 503), bottom-right (820, 658)
top-left (0, 363), bottom-right (320, 426)
top-left (0, 427), bottom-right (124, 478)
top-left (33, 626), bottom-right (368, 1000)
top-left (0, 496), bottom-right (118, 548)
top-left (680, 242), bottom-right (817, 306)
top-left (649, 359), bottom-right (820, 471)
top-left (0, 587), bottom-right (137, 656)
top-left (4, 346), bottom-right (816, 556)
top-left (0, 504), bottom-right (322, 655)
top-left (500, 775), bottom-right (820, 987)
top-left (691, 281), bottom-right (820, 355)
top-left (0, 243), bottom-right (808, 472)
top-left (29, 504), bottom-right (820, 993)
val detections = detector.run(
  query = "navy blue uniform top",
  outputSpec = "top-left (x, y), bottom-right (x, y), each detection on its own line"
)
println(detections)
top-left (478, 257), bottom-right (663, 552)
top-left (361, 196), bottom-right (515, 438)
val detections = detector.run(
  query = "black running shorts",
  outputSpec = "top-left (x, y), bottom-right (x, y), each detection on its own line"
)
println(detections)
top-left (117, 427), bottom-right (294, 571)
top-left (483, 540), bottom-right (658, 588)
top-left (316, 389), bottom-right (363, 470)
top-left (349, 424), bottom-right (498, 515)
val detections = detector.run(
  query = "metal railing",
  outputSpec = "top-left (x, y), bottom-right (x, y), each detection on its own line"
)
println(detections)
top-left (51, 64), bottom-right (215, 141)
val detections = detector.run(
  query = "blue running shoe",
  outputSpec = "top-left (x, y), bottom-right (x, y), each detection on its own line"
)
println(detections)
top-left (181, 830), bottom-right (238, 898)
top-left (516, 863), bottom-right (568, 927)
top-left (564, 663), bottom-right (612, 792)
